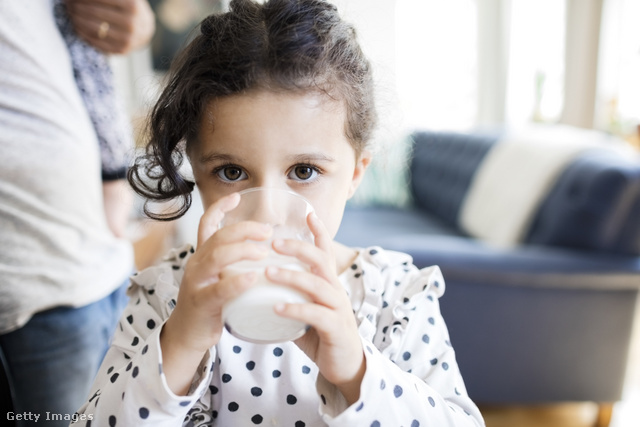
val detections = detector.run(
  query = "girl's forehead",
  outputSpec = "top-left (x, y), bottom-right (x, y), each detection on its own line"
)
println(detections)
top-left (195, 90), bottom-right (352, 153)
top-left (203, 89), bottom-right (344, 119)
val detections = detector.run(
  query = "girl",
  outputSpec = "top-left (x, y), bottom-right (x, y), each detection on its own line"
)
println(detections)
top-left (75, 1), bottom-right (484, 426)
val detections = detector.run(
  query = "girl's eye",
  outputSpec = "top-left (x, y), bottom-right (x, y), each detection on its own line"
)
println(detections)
top-left (289, 165), bottom-right (318, 181)
top-left (216, 166), bottom-right (246, 182)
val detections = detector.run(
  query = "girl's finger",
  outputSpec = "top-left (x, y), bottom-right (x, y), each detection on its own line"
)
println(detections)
top-left (271, 238), bottom-right (337, 287)
top-left (202, 241), bottom-right (270, 275)
top-left (307, 211), bottom-right (333, 254)
top-left (197, 193), bottom-right (241, 249)
top-left (265, 267), bottom-right (340, 308)
top-left (203, 270), bottom-right (258, 304)
top-left (274, 302), bottom-right (337, 340)
top-left (305, 211), bottom-right (338, 282)
top-left (207, 220), bottom-right (272, 248)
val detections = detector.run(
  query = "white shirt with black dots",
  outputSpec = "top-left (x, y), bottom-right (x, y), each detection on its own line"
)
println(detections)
top-left (74, 245), bottom-right (485, 427)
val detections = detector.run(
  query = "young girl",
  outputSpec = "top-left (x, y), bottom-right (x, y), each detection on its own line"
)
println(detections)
top-left (75, 1), bottom-right (484, 426)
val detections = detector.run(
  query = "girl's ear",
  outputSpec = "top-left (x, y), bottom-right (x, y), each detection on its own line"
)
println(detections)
top-left (347, 149), bottom-right (372, 199)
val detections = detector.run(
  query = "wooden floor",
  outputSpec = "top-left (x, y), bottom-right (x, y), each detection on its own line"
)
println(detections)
top-left (478, 299), bottom-right (640, 427)
top-left (480, 400), bottom-right (638, 427)
top-left (481, 403), bottom-right (599, 427)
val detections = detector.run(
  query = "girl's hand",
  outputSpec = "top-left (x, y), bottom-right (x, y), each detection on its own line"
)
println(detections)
top-left (161, 193), bottom-right (272, 394)
top-left (266, 213), bottom-right (365, 405)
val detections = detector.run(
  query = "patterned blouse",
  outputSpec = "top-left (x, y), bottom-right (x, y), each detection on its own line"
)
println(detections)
top-left (74, 245), bottom-right (485, 427)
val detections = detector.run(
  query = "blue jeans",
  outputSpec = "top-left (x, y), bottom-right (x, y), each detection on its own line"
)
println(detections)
top-left (0, 282), bottom-right (129, 427)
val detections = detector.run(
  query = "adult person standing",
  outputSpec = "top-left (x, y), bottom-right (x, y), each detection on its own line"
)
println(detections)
top-left (0, 1), bottom-right (154, 425)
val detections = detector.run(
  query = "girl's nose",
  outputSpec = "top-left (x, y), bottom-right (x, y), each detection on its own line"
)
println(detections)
top-left (248, 188), bottom-right (281, 226)
top-left (236, 187), bottom-right (312, 231)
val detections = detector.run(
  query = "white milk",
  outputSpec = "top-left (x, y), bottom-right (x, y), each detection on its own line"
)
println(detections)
top-left (222, 254), bottom-right (310, 344)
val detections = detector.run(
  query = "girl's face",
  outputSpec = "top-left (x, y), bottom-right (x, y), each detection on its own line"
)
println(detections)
top-left (189, 90), bottom-right (371, 238)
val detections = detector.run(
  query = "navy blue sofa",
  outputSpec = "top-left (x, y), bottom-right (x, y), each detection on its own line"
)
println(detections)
top-left (336, 130), bottom-right (640, 414)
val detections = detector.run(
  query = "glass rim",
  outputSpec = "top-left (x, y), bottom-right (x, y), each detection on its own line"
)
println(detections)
top-left (235, 187), bottom-right (315, 213)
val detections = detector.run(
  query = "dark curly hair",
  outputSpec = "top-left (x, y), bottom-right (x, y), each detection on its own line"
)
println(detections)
top-left (128, 0), bottom-right (377, 220)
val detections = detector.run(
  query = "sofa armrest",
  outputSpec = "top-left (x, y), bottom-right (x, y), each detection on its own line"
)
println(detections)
top-left (380, 234), bottom-right (640, 290)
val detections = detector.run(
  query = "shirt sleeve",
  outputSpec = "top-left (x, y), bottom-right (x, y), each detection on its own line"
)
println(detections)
top-left (53, 0), bottom-right (132, 182)
top-left (73, 247), bottom-right (214, 426)
top-left (317, 248), bottom-right (485, 427)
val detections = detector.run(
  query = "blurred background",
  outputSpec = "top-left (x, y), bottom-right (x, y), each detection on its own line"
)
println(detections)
top-left (113, 1), bottom-right (640, 426)
top-left (114, 0), bottom-right (640, 147)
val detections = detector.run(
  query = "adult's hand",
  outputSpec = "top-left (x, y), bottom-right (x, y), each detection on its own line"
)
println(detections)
top-left (102, 179), bottom-right (134, 238)
top-left (66, 0), bottom-right (155, 54)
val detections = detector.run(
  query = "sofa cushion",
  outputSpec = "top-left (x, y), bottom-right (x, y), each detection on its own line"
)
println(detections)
top-left (526, 150), bottom-right (640, 255)
top-left (410, 131), bottom-right (497, 227)
top-left (457, 126), bottom-right (611, 246)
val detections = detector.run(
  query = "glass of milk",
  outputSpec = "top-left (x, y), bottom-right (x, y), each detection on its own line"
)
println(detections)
top-left (219, 187), bottom-right (314, 344)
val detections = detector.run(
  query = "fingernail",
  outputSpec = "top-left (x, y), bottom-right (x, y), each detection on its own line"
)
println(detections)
top-left (272, 238), bottom-right (285, 248)
top-left (274, 303), bottom-right (285, 313)
top-left (266, 266), bottom-right (278, 276)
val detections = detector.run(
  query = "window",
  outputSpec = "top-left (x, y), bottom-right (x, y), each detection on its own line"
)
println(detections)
top-left (596, 0), bottom-right (640, 141)
top-left (395, 0), bottom-right (477, 131)
top-left (395, 0), bottom-right (566, 131)
top-left (504, 0), bottom-right (565, 126)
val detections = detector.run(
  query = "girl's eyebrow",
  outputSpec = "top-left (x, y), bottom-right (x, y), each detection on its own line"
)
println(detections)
top-left (199, 152), bottom-right (336, 164)
top-left (287, 153), bottom-right (336, 163)
top-left (199, 153), bottom-right (237, 164)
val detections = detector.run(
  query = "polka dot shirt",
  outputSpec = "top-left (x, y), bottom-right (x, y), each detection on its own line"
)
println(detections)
top-left (74, 245), bottom-right (485, 427)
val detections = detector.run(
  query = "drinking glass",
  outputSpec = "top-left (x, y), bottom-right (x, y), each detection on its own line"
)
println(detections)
top-left (219, 187), bottom-right (314, 344)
